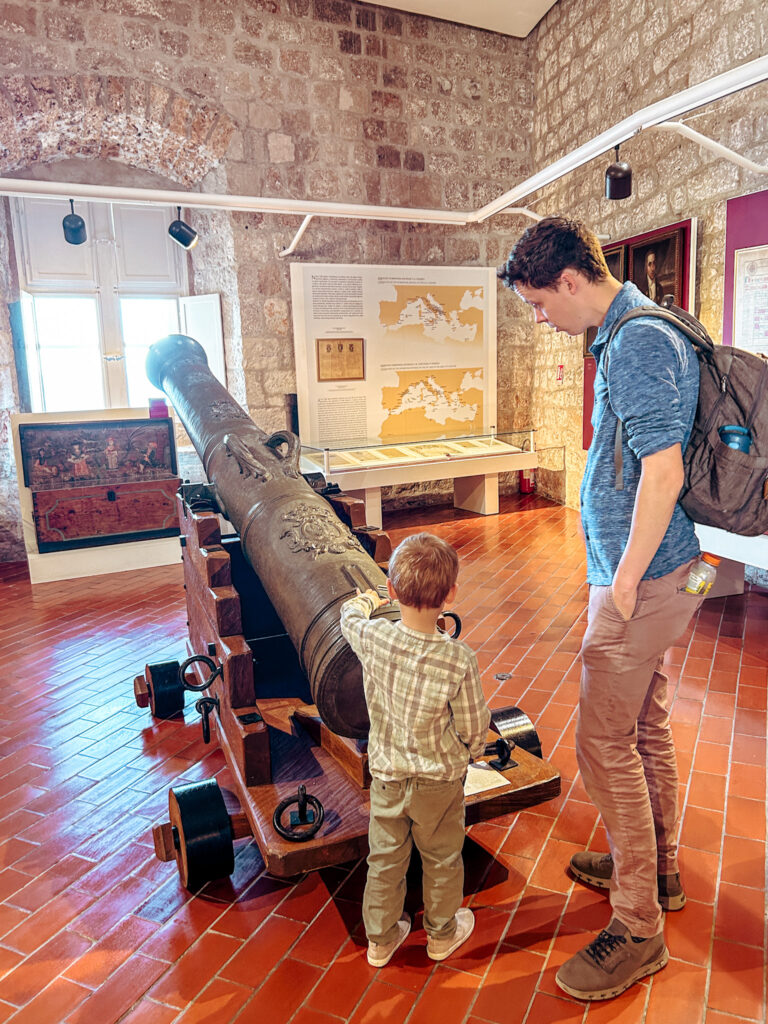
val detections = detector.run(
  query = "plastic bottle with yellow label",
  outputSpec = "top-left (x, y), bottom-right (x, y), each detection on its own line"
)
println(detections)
top-left (684, 553), bottom-right (721, 596)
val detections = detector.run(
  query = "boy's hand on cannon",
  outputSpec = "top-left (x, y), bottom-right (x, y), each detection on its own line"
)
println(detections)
top-left (356, 587), bottom-right (390, 610)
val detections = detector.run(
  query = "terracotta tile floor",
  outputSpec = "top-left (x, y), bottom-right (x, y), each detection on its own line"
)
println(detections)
top-left (1, 494), bottom-right (766, 1024)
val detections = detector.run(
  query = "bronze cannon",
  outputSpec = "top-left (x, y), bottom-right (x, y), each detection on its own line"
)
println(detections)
top-left (145, 333), bottom-right (394, 740)
top-left (137, 335), bottom-right (559, 885)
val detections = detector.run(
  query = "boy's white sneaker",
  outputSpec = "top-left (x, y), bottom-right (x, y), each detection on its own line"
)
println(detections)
top-left (427, 908), bottom-right (475, 961)
top-left (367, 913), bottom-right (411, 967)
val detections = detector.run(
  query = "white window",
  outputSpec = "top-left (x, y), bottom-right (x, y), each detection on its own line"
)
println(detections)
top-left (11, 198), bottom-right (223, 413)
top-left (120, 297), bottom-right (182, 407)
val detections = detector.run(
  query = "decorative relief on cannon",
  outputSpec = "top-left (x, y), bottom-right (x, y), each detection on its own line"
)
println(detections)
top-left (280, 503), bottom-right (364, 559)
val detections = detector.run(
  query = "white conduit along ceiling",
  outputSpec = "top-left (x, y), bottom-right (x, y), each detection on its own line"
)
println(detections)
top-left (0, 53), bottom-right (766, 255)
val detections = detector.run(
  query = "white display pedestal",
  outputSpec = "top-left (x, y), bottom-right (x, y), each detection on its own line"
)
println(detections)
top-left (302, 434), bottom-right (536, 529)
top-left (453, 472), bottom-right (500, 516)
top-left (26, 536), bottom-right (181, 585)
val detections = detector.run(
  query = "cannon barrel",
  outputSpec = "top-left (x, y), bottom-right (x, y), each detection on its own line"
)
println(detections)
top-left (147, 334), bottom-right (389, 739)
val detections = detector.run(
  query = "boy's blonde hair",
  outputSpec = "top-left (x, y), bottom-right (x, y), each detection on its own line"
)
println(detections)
top-left (388, 532), bottom-right (459, 610)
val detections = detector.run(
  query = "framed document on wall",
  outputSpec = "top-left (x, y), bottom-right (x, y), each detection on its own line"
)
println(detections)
top-left (315, 338), bottom-right (366, 382)
top-left (724, 188), bottom-right (768, 353)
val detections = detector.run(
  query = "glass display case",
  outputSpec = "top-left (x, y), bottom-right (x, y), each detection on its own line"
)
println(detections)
top-left (300, 430), bottom-right (538, 527)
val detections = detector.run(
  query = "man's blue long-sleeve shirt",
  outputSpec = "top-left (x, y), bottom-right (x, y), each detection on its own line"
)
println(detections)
top-left (580, 282), bottom-right (700, 585)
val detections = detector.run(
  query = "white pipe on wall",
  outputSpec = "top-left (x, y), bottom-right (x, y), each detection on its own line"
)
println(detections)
top-left (650, 121), bottom-right (768, 175)
top-left (0, 177), bottom-right (473, 224)
top-left (0, 54), bottom-right (765, 233)
top-left (471, 53), bottom-right (768, 222)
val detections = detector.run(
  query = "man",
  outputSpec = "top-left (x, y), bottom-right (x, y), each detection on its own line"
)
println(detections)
top-left (642, 249), bottom-right (659, 302)
top-left (498, 217), bottom-right (702, 1001)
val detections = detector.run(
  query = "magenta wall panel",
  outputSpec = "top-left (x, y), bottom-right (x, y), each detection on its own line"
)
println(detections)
top-left (723, 188), bottom-right (768, 348)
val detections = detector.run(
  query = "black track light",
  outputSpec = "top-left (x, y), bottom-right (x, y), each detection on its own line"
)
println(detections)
top-left (605, 145), bottom-right (632, 200)
top-left (62, 199), bottom-right (87, 245)
top-left (168, 206), bottom-right (198, 250)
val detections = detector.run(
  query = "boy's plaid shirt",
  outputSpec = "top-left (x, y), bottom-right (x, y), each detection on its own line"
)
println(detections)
top-left (340, 593), bottom-right (490, 782)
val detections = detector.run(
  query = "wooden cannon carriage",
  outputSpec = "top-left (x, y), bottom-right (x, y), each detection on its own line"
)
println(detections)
top-left (133, 335), bottom-right (560, 888)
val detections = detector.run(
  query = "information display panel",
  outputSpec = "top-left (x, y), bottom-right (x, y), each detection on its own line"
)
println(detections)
top-left (291, 263), bottom-right (497, 448)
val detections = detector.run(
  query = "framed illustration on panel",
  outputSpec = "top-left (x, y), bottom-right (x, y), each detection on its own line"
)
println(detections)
top-left (315, 337), bottom-right (366, 382)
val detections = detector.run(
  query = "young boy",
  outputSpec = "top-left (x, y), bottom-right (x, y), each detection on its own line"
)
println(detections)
top-left (340, 531), bottom-right (491, 968)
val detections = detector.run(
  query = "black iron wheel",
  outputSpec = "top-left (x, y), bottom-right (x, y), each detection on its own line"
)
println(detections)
top-left (146, 660), bottom-right (184, 719)
top-left (168, 779), bottom-right (235, 890)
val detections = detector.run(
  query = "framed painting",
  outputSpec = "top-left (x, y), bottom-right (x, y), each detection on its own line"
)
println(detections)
top-left (19, 417), bottom-right (177, 492)
top-left (582, 218), bottom-right (697, 449)
top-left (629, 227), bottom-right (684, 308)
top-left (583, 244), bottom-right (627, 357)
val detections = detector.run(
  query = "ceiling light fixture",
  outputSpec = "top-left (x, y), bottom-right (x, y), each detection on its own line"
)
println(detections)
top-left (62, 199), bottom-right (87, 245)
top-left (605, 145), bottom-right (632, 200)
top-left (168, 207), bottom-right (198, 250)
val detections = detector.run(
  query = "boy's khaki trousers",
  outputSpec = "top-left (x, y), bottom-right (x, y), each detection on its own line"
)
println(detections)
top-left (364, 775), bottom-right (465, 945)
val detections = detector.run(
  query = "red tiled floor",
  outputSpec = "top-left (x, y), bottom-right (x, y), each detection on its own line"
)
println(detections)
top-left (2, 496), bottom-right (767, 1024)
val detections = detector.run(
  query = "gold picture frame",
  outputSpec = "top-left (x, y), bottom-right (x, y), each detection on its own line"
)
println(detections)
top-left (315, 338), bottom-right (366, 382)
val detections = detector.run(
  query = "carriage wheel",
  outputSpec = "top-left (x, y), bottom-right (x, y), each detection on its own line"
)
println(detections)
top-left (168, 779), bottom-right (235, 890)
top-left (145, 661), bottom-right (185, 719)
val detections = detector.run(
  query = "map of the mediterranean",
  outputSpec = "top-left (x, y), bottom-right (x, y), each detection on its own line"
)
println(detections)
top-left (379, 286), bottom-right (484, 344)
top-left (381, 369), bottom-right (483, 439)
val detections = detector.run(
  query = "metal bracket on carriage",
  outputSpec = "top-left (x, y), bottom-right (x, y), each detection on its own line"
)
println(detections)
top-left (484, 737), bottom-right (518, 772)
top-left (179, 654), bottom-right (224, 744)
top-left (195, 696), bottom-right (220, 744)
top-left (272, 784), bottom-right (325, 843)
top-left (179, 653), bottom-right (223, 692)
top-left (437, 610), bottom-right (462, 639)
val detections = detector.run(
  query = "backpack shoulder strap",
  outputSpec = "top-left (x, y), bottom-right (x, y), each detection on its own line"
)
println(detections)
top-left (603, 299), bottom-right (715, 491)
top-left (604, 300), bottom-right (716, 364)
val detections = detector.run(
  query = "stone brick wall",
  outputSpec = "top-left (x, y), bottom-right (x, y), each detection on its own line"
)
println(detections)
top-left (527, 0), bottom-right (768, 508)
top-left (0, 199), bottom-right (22, 561)
top-left (0, 0), bottom-right (535, 559)
top-left (1, 0), bottom-right (766, 562)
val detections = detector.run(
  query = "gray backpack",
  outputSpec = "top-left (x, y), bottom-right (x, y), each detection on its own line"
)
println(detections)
top-left (606, 299), bottom-right (768, 536)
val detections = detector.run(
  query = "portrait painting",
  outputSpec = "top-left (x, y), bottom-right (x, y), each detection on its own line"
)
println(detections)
top-left (629, 228), bottom-right (683, 308)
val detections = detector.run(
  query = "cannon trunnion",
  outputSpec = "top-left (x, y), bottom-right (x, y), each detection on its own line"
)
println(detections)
top-left (137, 336), bottom-right (561, 885)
